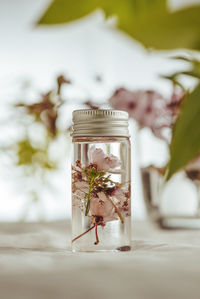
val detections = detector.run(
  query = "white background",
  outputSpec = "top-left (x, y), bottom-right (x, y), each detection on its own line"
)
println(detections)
top-left (0, 0), bottom-right (200, 221)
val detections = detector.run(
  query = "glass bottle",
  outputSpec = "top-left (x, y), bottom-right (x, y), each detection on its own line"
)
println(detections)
top-left (71, 109), bottom-right (131, 252)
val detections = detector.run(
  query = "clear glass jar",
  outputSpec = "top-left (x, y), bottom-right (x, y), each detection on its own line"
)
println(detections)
top-left (71, 110), bottom-right (131, 252)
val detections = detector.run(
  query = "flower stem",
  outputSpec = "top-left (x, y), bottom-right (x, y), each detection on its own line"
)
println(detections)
top-left (85, 177), bottom-right (95, 216)
top-left (72, 224), bottom-right (95, 243)
top-left (94, 223), bottom-right (99, 245)
top-left (107, 197), bottom-right (124, 224)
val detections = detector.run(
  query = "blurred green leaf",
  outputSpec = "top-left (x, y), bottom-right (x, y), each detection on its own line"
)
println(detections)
top-left (17, 139), bottom-right (58, 170)
top-left (180, 71), bottom-right (200, 79)
top-left (162, 56), bottom-right (200, 87)
top-left (37, 0), bottom-right (102, 25)
top-left (167, 84), bottom-right (200, 180)
top-left (37, 0), bottom-right (200, 50)
top-left (181, 57), bottom-right (200, 79)
top-left (17, 140), bottom-right (38, 165)
top-left (160, 74), bottom-right (185, 90)
top-left (170, 56), bottom-right (193, 62)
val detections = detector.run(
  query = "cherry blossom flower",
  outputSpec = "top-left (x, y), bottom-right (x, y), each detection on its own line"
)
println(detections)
top-left (88, 145), bottom-right (121, 171)
top-left (111, 187), bottom-right (125, 201)
top-left (74, 181), bottom-right (89, 193)
top-left (90, 192), bottom-right (117, 222)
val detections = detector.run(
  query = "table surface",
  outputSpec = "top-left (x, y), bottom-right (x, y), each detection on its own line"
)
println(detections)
top-left (1, 221), bottom-right (200, 299)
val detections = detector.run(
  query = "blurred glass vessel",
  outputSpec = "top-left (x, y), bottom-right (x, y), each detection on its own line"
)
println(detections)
top-left (141, 166), bottom-right (200, 229)
top-left (71, 110), bottom-right (131, 252)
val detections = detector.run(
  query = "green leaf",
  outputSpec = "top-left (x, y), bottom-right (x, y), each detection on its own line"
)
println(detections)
top-left (180, 71), bottom-right (200, 79)
top-left (37, 0), bottom-right (166, 25)
top-left (37, 0), bottom-right (200, 51)
top-left (37, 0), bottom-right (102, 25)
top-left (116, 4), bottom-right (200, 50)
top-left (167, 84), bottom-right (200, 180)
top-left (160, 74), bottom-right (185, 90)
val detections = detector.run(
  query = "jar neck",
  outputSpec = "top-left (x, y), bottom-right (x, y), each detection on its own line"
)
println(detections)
top-left (72, 136), bottom-right (130, 143)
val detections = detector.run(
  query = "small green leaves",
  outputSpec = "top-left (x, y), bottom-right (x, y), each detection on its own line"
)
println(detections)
top-left (83, 166), bottom-right (105, 180)
top-left (167, 83), bottom-right (200, 180)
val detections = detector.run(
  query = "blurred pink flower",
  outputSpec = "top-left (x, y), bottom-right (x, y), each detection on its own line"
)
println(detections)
top-left (90, 192), bottom-right (117, 222)
top-left (88, 145), bottom-right (121, 171)
top-left (167, 91), bottom-right (185, 118)
top-left (109, 87), bottom-right (184, 140)
top-left (186, 155), bottom-right (200, 172)
top-left (109, 88), bottom-right (167, 126)
top-left (185, 155), bottom-right (200, 181)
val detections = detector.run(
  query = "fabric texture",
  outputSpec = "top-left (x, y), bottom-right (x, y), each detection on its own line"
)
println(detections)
top-left (1, 221), bottom-right (200, 299)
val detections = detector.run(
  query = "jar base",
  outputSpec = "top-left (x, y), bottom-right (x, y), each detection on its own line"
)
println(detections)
top-left (72, 245), bottom-right (131, 253)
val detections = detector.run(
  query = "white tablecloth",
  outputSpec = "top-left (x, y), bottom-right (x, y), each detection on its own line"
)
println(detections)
top-left (1, 221), bottom-right (200, 299)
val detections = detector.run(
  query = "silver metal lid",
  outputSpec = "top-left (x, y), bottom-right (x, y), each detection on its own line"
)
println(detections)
top-left (72, 109), bottom-right (129, 137)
